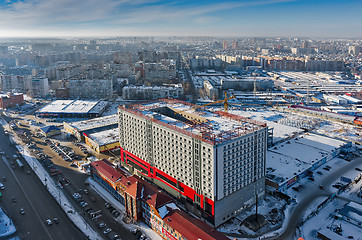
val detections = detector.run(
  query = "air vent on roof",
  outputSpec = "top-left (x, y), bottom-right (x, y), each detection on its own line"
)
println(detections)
top-left (167, 218), bottom-right (171, 221)
top-left (127, 181), bottom-right (131, 185)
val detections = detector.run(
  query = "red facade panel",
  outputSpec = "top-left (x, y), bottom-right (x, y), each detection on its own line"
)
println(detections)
top-left (120, 147), bottom-right (215, 216)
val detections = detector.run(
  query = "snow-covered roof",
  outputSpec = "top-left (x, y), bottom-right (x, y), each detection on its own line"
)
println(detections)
top-left (130, 100), bottom-right (266, 143)
top-left (68, 114), bottom-right (118, 132)
top-left (266, 133), bottom-right (347, 184)
top-left (37, 100), bottom-right (108, 114)
top-left (87, 128), bottom-right (119, 146)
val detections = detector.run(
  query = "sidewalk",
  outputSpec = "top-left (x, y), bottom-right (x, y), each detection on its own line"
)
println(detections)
top-left (6, 123), bottom-right (102, 240)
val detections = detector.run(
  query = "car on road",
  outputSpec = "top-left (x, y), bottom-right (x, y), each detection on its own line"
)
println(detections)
top-left (317, 171), bottom-right (323, 175)
top-left (98, 223), bottom-right (106, 228)
top-left (53, 218), bottom-right (59, 224)
top-left (46, 219), bottom-right (52, 225)
top-left (323, 167), bottom-right (330, 171)
top-left (112, 235), bottom-right (120, 240)
top-left (355, 168), bottom-right (362, 171)
top-left (103, 228), bottom-right (112, 234)
top-left (12, 197), bottom-right (16, 203)
top-left (308, 177), bottom-right (315, 181)
top-left (0, 182), bottom-right (4, 190)
top-left (292, 187), bottom-right (299, 192)
top-left (20, 208), bottom-right (26, 215)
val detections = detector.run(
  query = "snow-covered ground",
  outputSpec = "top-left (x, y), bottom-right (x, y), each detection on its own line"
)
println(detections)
top-left (0, 207), bottom-right (16, 238)
top-left (299, 198), bottom-right (362, 240)
top-left (217, 194), bottom-right (289, 238)
top-left (88, 178), bottom-right (163, 240)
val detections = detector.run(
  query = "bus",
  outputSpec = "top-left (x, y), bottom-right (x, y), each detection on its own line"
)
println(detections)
top-left (15, 159), bottom-right (24, 170)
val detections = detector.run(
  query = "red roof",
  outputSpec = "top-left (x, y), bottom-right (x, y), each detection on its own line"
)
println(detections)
top-left (90, 160), bottom-right (122, 184)
top-left (125, 178), bottom-right (173, 209)
top-left (163, 209), bottom-right (229, 240)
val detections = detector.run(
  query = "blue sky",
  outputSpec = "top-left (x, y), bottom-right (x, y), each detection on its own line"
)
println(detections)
top-left (0, 0), bottom-right (361, 38)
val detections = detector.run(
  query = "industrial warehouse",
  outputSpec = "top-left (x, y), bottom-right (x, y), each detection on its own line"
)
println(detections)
top-left (118, 98), bottom-right (268, 227)
top-left (64, 114), bottom-right (119, 153)
top-left (35, 100), bottom-right (108, 118)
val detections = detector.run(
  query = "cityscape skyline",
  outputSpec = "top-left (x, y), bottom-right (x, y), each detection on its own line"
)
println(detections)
top-left (0, 0), bottom-right (361, 38)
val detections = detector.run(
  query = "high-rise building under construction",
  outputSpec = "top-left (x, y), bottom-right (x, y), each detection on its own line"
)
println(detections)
top-left (118, 99), bottom-right (267, 226)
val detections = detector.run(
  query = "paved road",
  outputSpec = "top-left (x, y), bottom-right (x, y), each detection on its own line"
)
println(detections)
top-left (5, 115), bottom-right (138, 240)
top-left (0, 124), bottom-right (86, 240)
top-left (273, 155), bottom-right (362, 240)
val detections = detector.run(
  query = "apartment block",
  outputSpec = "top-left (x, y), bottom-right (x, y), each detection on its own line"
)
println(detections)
top-left (68, 79), bottom-right (113, 99)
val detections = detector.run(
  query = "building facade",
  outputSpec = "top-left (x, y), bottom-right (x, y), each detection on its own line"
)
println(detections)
top-left (68, 79), bottom-right (113, 99)
top-left (90, 159), bottom-right (229, 240)
top-left (0, 93), bottom-right (24, 109)
top-left (118, 99), bottom-right (267, 226)
top-left (122, 85), bottom-right (183, 100)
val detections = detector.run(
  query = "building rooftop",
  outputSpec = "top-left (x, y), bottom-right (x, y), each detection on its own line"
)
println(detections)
top-left (121, 99), bottom-right (266, 145)
top-left (86, 127), bottom-right (119, 146)
top-left (68, 114), bottom-right (118, 132)
top-left (266, 133), bottom-right (347, 184)
top-left (163, 209), bottom-right (229, 240)
top-left (90, 160), bottom-right (122, 185)
top-left (37, 100), bottom-right (108, 114)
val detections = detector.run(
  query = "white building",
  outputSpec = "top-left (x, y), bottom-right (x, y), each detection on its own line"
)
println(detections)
top-left (118, 99), bottom-right (267, 226)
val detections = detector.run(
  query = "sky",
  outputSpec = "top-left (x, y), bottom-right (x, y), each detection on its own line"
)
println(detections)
top-left (0, 0), bottom-right (361, 38)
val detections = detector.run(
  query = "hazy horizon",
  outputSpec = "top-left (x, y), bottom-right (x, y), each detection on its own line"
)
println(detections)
top-left (0, 0), bottom-right (361, 38)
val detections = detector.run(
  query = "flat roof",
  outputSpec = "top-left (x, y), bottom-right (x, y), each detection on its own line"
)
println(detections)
top-left (266, 133), bottom-right (347, 184)
top-left (122, 99), bottom-right (266, 144)
top-left (87, 128), bottom-right (119, 146)
top-left (37, 100), bottom-right (108, 114)
top-left (67, 114), bottom-right (118, 132)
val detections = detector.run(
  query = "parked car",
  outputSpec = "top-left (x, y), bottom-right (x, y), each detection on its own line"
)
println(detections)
top-left (319, 185), bottom-right (324, 189)
top-left (53, 218), bottom-right (59, 224)
top-left (99, 223), bottom-right (106, 229)
top-left (46, 219), bottom-right (52, 225)
top-left (103, 228), bottom-right (112, 234)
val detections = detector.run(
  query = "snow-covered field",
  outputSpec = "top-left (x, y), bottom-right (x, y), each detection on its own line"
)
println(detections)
top-left (0, 207), bottom-right (16, 238)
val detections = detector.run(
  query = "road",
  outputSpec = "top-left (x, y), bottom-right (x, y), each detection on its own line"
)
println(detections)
top-left (3, 115), bottom-right (137, 240)
top-left (273, 155), bottom-right (362, 240)
top-left (0, 123), bottom-right (86, 240)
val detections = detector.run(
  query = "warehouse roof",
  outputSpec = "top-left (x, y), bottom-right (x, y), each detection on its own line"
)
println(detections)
top-left (37, 100), bottom-right (108, 114)
top-left (67, 114), bottom-right (118, 132)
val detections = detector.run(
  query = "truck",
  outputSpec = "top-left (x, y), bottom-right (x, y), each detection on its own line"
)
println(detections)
top-left (15, 159), bottom-right (24, 170)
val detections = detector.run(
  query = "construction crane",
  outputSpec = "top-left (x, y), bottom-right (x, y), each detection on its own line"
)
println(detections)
top-left (194, 92), bottom-right (235, 112)
top-left (175, 92), bottom-right (236, 116)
